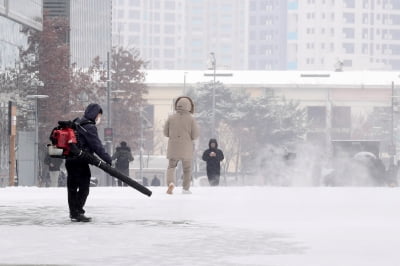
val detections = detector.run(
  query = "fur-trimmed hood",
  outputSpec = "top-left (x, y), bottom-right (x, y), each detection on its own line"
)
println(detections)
top-left (175, 96), bottom-right (194, 114)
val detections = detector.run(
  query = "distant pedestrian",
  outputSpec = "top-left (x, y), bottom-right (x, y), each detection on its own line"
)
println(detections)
top-left (202, 139), bottom-right (224, 186)
top-left (44, 154), bottom-right (63, 187)
top-left (112, 141), bottom-right (134, 186)
top-left (151, 175), bottom-right (161, 186)
top-left (164, 96), bottom-right (199, 194)
top-left (142, 176), bottom-right (149, 186)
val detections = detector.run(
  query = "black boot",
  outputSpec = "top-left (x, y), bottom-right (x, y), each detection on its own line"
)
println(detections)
top-left (71, 213), bottom-right (92, 222)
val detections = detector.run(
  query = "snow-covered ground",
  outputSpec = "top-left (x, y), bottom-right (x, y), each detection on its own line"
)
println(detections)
top-left (0, 186), bottom-right (399, 266)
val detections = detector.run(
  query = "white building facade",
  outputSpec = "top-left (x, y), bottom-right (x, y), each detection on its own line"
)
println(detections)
top-left (112, 0), bottom-right (247, 70)
top-left (287, 0), bottom-right (400, 70)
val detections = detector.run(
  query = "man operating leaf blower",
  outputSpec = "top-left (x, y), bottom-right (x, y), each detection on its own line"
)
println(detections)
top-left (48, 103), bottom-right (151, 222)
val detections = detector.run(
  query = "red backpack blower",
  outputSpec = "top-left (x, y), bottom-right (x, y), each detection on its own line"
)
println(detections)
top-left (48, 121), bottom-right (78, 158)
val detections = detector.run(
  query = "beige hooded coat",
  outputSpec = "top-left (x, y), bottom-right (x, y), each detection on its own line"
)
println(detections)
top-left (163, 97), bottom-right (199, 160)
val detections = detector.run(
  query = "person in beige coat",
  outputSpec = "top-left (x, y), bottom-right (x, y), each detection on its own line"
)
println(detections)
top-left (164, 96), bottom-right (200, 194)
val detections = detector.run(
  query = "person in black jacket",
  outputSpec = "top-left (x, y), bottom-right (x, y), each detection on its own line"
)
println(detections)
top-left (65, 103), bottom-right (112, 222)
top-left (112, 141), bottom-right (134, 186)
top-left (202, 139), bottom-right (224, 186)
top-left (44, 154), bottom-right (63, 187)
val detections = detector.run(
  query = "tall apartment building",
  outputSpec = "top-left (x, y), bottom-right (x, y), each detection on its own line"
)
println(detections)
top-left (113, 0), bottom-right (400, 71)
top-left (248, 0), bottom-right (287, 70)
top-left (184, 0), bottom-right (247, 70)
top-left (287, 0), bottom-right (400, 70)
top-left (112, 0), bottom-right (185, 69)
top-left (112, 0), bottom-right (247, 70)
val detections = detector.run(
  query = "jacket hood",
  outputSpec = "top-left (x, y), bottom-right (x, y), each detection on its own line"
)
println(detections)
top-left (209, 138), bottom-right (218, 148)
top-left (175, 96), bottom-right (194, 113)
top-left (84, 103), bottom-right (103, 121)
top-left (117, 146), bottom-right (131, 151)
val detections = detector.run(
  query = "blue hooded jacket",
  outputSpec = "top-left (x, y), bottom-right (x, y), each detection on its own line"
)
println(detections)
top-left (74, 103), bottom-right (112, 164)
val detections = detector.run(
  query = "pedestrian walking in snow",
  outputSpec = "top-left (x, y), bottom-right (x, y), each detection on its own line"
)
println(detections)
top-left (44, 154), bottom-right (63, 187)
top-left (112, 141), bottom-right (134, 186)
top-left (202, 139), bottom-right (224, 186)
top-left (164, 96), bottom-right (199, 194)
top-left (65, 103), bottom-right (112, 222)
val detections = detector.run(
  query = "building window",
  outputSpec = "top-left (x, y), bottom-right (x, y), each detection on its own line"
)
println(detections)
top-left (128, 23), bottom-right (140, 32)
top-left (363, 14), bottom-right (368, 24)
top-left (249, 45), bottom-right (256, 55)
top-left (165, 1), bottom-right (175, 10)
top-left (165, 13), bottom-right (175, 22)
top-left (164, 37), bottom-right (175, 46)
top-left (362, 44), bottom-right (368, 54)
top-left (153, 0), bottom-right (161, 9)
top-left (307, 106), bottom-right (326, 128)
top-left (165, 61), bottom-right (175, 69)
top-left (128, 35), bottom-right (139, 45)
top-left (343, 28), bottom-right (355, 38)
top-left (343, 43), bottom-right (354, 53)
top-left (344, 0), bottom-right (355, 8)
top-left (250, 31), bottom-right (256, 40)
top-left (129, 10), bottom-right (140, 19)
top-left (129, 0), bottom-right (140, 6)
top-left (118, 9), bottom-right (125, 18)
top-left (153, 12), bottom-right (160, 21)
top-left (362, 29), bottom-right (368, 39)
top-left (153, 37), bottom-right (160, 45)
top-left (164, 25), bottom-right (175, 34)
top-left (343, 13), bottom-right (355, 23)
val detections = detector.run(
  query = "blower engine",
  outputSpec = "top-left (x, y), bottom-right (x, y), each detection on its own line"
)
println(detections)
top-left (48, 121), bottom-right (78, 158)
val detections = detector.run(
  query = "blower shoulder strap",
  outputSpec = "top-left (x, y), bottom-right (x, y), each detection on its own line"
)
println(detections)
top-left (74, 118), bottom-right (95, 133)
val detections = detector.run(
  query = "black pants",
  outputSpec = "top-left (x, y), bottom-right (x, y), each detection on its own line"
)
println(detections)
top-left (207, 173), bottom-right (220, 186)
top-left (66, 159), bottom-right (91, 218)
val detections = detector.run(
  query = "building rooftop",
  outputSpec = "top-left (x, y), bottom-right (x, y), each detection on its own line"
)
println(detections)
top-left (144, 70), bottom-right (400, 88)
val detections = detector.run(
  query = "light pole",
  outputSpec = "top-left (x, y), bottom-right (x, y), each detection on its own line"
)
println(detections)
top-left (139, 106), bottom-right (143, 183)
top-left (390, 81), bottom-right (396, 182)
top-left (183, 72), bottom-right (188, 95)
top-left (105, 51), bottom-right (113, 186)
top-left (210, 52), bottom-right (216, 138)
top-left (27, 94), bottom-right (48, 186)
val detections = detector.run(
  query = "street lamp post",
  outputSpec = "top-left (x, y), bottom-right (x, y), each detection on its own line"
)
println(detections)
top-left (183, 72), bottom-right (188, 95)
top-left (390, 81), bottom-right (396, 183)
top-left (139, 106), bottom-right (143, 183)
top-left (210, 52), bottom-right (216, 138)
top-left (105, 51), bottom-right (113, 186)
top-left (27, 94), bottom-right (48, 186)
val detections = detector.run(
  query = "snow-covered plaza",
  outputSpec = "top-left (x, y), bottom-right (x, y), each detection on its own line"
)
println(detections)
top-left (0, 186), bottom-right (399, 266)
